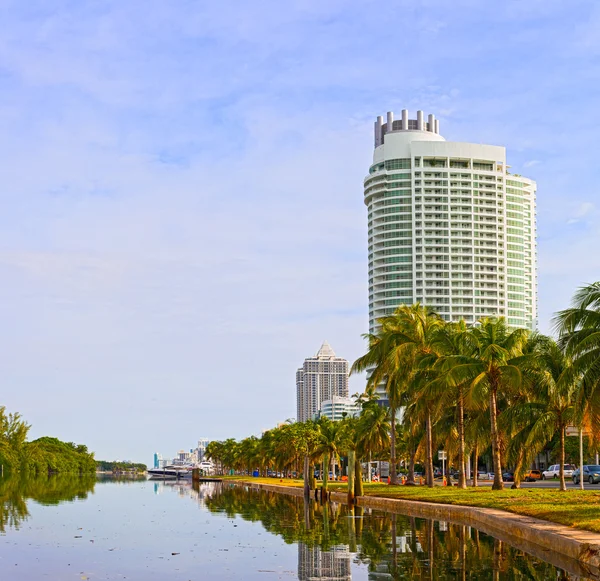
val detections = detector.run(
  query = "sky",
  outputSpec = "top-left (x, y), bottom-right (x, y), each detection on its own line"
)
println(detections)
top-left (1, 0), bottom-right (599, 464)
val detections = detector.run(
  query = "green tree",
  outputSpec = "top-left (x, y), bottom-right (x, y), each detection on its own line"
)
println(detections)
top-left (521, 338), bottom-right (578, 490)
top-left (315, 417), bottom-right (343, 492)
top-left (555, 281), bottom-right (600, 437)
top-left (445, 318), bottom-right (531, 490)
top-left (352, 304), bottom-right (444, 486)
top-left (357, 400), bottom-right (390, 468)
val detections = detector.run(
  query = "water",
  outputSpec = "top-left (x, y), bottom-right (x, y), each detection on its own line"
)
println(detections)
top-left (0, 475), bottom-right (595, 580)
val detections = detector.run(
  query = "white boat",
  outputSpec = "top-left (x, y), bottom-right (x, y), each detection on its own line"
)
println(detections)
top-left (198, 461), bottom-right (214, 474)
top-left (147, 465), bottom-right (193, 479)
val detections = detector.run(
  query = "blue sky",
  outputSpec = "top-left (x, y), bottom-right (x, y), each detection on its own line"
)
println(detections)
top-left (1, 0), bottom-right (599, 463)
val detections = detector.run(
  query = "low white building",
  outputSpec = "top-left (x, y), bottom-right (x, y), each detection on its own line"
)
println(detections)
top-left (317, 396), bottom-right (359, 422)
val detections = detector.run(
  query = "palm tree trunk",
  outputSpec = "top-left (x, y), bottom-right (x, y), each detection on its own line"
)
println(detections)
top-left (407, 448), bottom-right (416, 484)
top-left (390, 405), bottom-right (398, 485)
top-left (355, 455), bottom-right (364, 497)
top-left (457, 388), bottom-right (467, 488)
top-left (428, 518), bottom-right (435, 580)
top-left (322, 452), bottom-right (329, 492)
top-left (559, 423), bottom-right (566, 491)
top-left (426, 411), bottom-right (434, 487)
top-left (347, 449), bottom-right (355, 505)
top-left (489, 385), bottom-right (504, 491)
top-left (348, 505), bottom-right (357, 552)
top-left (303, 454), bottom-right (310, 499)
top-left (513, 449), bottom-right (525, 489)
top-left (391, 513), bottom-right (398, 577)
top-left (472, 444), bottom-right (478, 487)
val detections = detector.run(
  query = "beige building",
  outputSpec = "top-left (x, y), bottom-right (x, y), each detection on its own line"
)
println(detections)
top-left (296, 341), bottom-right (349, 423)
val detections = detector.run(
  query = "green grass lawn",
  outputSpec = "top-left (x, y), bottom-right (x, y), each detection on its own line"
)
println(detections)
top-left (222, 476), bottom-right (600, 533)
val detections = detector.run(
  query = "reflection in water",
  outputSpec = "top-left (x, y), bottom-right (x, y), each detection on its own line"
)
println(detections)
top-left (0, 473), bottom-right (96, 533)
top-left (195, 483), bottom-right (594, 581)
top-left (3, 476), bottom-right (591, 580)
top-left (298, 544), bottom-right (352, 580)
top-left (152, 479), bottom-right (216, 508)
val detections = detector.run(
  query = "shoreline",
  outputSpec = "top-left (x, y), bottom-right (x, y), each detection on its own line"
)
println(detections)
top-left (230, 479), bottom-right (600, 579)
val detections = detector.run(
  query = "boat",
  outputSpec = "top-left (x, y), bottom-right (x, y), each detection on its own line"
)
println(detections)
top-left (198, 461), bottom-right (214, 474)
top-left (147, 465), bottom-right (193, 480)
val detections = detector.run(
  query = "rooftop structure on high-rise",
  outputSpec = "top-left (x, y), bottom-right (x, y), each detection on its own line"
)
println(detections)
top-left (365, 109), bottom-right (537, 334)
top-left (296, 341), bottom-right (349, 423)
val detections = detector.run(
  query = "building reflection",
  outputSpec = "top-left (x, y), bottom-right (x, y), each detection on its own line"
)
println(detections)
top-left (298, 543), bottom-right (352, 580)
top-left (153, 480), bottom-right (217, 509)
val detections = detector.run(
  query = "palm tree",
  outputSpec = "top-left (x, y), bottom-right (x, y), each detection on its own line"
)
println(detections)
top-left (355, 400), bottom-right (390, 482)
top-left (521, 338), bottom-right (578, 490)
top-left (396, 410), bottom-right (424, 484)
top-left (352, 303), bottom-right (444, 485)
top-left (445, 318), bottom-right (531, 490)
top-left (555, 282), bottom-right (600, 431)
top-left (239, 436), bottom-right (260, 475)
top-left (432, 320), bottom-right (474, 488)
top-left (315, 417), bottom-right (343, 492)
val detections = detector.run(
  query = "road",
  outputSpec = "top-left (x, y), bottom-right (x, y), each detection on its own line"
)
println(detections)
top-left (470, 479), bottom-right (600, 489)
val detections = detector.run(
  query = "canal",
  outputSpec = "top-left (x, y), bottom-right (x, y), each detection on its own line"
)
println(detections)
top-left (0, 475), bottom-right (595, 579)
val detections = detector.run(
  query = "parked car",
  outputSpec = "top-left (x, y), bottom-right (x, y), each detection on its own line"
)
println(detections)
top-left (542, 464), bottom-right (575, 479)
top-left (524, 469), bottom-right (542, 482)
top-left (502, 472), bottom-right (514, 482)
top-left (573, 465), bottom-right (600, 485)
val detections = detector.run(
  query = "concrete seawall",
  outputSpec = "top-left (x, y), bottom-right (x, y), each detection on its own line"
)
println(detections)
top-left (231, 480), bottom-right (600, 579)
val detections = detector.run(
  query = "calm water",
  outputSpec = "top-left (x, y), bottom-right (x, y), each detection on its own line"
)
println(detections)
top-left (0, 475), bottom-right (595, 580)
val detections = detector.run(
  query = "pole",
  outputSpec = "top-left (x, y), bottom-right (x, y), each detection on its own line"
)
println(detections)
top-left (580, 428), bottom-right (585, 490)
top-left (442, 455), bottom-right (445, 486)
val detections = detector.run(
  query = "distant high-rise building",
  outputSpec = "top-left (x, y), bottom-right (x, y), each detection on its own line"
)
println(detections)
top-left (365, 109), bottom-right (537, 334)
top-left (296, 341), bottom-right (349, 423)
top-left (196, 438), bottom-right (209, 462)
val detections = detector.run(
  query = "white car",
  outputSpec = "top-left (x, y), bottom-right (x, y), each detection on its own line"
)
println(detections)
top-left (541, 464), bottom-right (575, 479)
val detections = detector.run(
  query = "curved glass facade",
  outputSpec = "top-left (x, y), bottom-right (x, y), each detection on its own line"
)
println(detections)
top-left (365, 111), bottom-right (537, 334)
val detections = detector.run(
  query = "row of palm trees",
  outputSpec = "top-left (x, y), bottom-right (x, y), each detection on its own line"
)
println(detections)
top-left (205, 405), bottom-right (390, 499)
top-left (207, 282), bottom-right (600, 492)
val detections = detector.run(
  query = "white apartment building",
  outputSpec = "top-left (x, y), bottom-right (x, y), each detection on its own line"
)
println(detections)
top-left (318, 396), bottom-right (360, 421)
top-left (366, 109), bottom-right (537, 334)
top-left (296, 341), bottom-right (349, 423)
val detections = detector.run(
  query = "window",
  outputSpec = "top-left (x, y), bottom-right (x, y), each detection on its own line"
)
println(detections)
top-left (423, 158), bottom-right (447, 168)
top-left (385, 158), bottom-right (411, 170)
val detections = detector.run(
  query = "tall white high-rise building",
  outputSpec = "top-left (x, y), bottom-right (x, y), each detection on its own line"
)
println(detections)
top-left (366, 109), bottom-right (537, 334)
top-left (296, 341), bottom-right (349, 423)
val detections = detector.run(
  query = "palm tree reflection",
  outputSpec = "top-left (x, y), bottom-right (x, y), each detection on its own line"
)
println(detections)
top-left (203, 485), bottom-right (585, 580)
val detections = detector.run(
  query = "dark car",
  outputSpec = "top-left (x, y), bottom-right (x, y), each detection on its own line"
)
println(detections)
top-left (572, 465), bottom-right (600, 485)
top-left (502, 472), bottom-right (515, 482)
